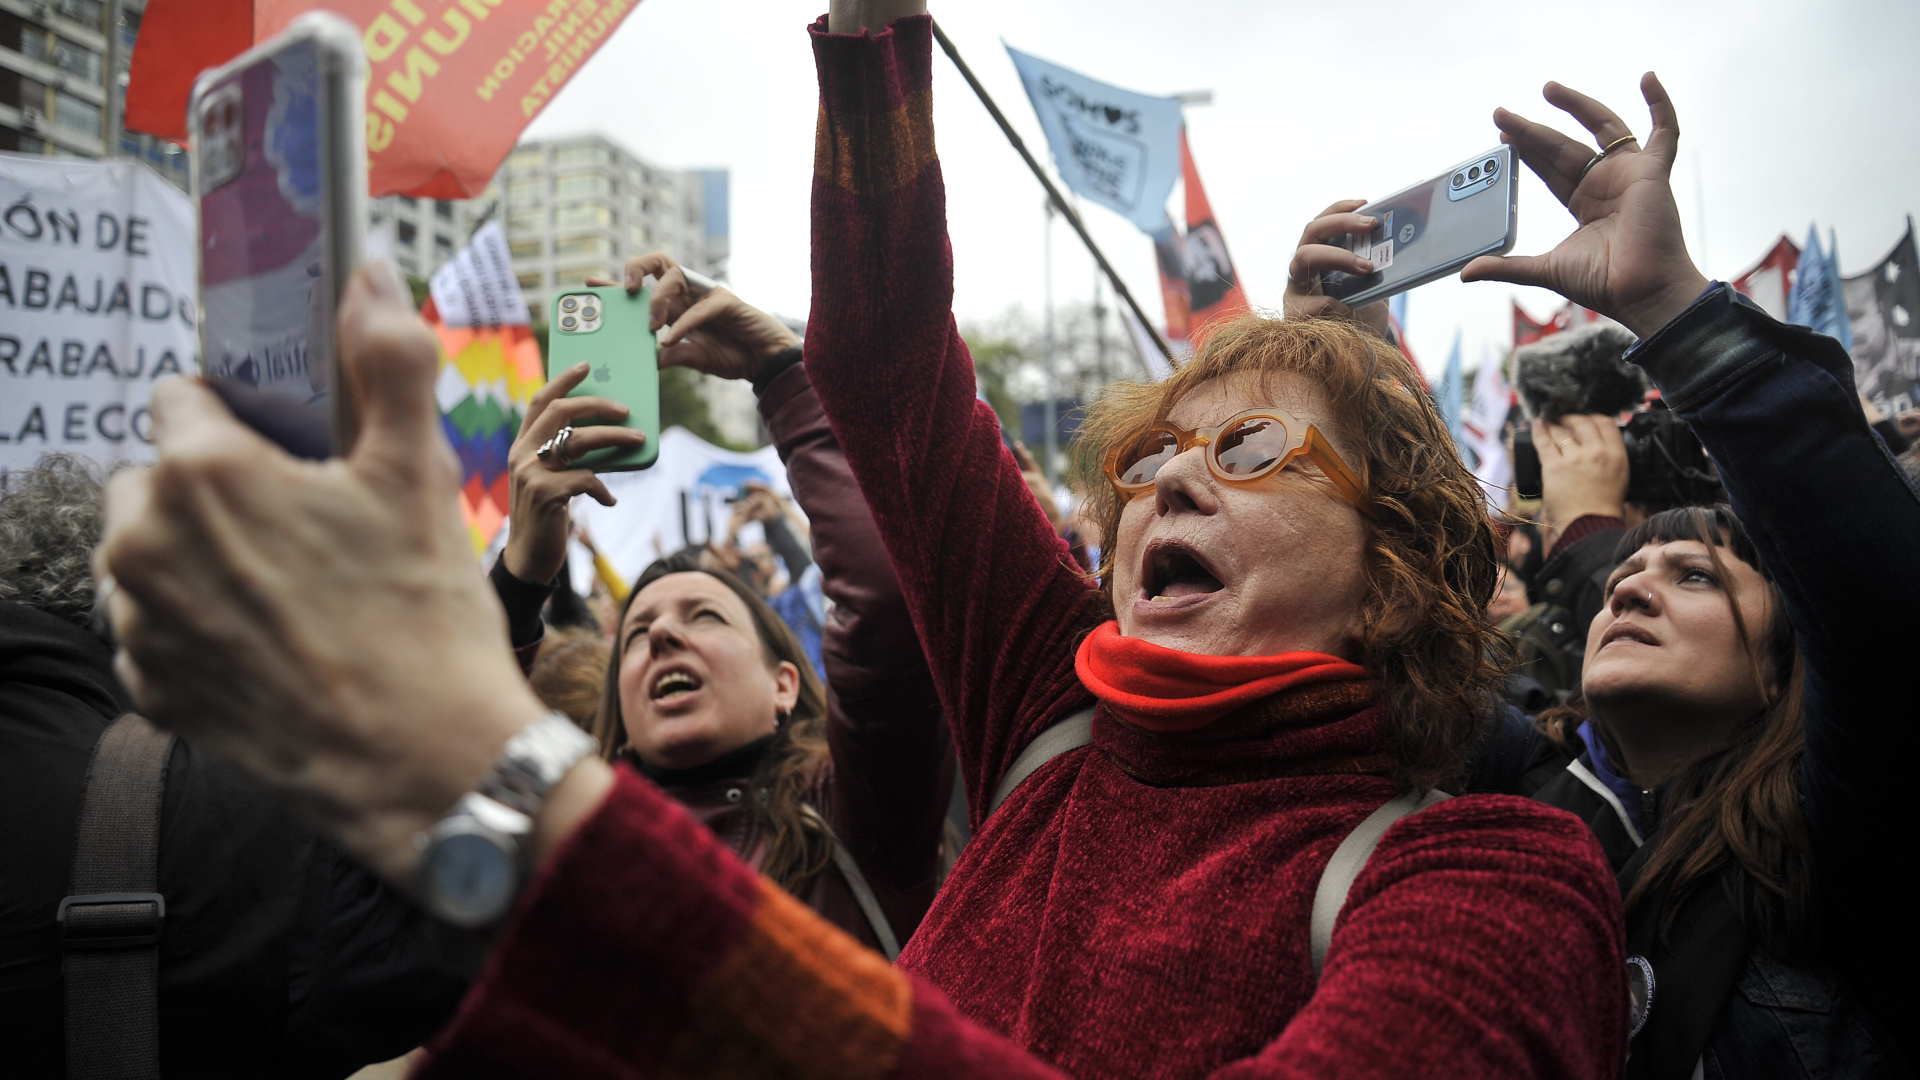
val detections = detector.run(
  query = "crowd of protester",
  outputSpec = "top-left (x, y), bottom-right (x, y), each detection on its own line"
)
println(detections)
top-left (3, 3), bottom-right (1917, 1077)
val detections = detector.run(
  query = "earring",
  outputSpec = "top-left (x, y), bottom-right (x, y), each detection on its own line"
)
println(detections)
top-left (776, 707), bottom-right (792, 728)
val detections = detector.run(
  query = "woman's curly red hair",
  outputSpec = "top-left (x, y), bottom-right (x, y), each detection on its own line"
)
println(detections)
top-left (1076, 315), bottom-right (1502, 790)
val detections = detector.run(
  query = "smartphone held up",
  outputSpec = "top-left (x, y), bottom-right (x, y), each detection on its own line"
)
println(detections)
top-left (1319, 145), bottom-right (1518, 308)
top-left (547, 287), bottom-right (662, 472)
top-left (190, 13), bottom-right (365, 459)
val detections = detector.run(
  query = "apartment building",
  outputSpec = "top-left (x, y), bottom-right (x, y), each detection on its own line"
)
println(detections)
top-left (486, 134), bottom-right (729, 319)
top-left (371, 193), bottom-right (486, 280)
top-left (1, 0), bottom-right (186, 187)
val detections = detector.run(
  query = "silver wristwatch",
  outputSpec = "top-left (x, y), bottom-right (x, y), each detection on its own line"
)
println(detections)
top-left (414, 712), bottom-right (597, 928)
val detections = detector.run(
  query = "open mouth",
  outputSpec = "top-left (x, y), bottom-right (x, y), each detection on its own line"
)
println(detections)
top-left (651, 667), bottom-right (705, 704)
top-left (1142, 541), bottom-right (1225, 602)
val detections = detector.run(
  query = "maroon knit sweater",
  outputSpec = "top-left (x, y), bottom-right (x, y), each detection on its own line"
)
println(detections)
top-left (416, 17), bottom-right (1625, 1080)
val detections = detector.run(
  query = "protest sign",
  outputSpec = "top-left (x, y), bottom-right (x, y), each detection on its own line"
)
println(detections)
top-left (1844, 221), bottom-right (1920, 417)
top-left (568, 425), bottom-right (793, 592)
top-left (1006, 46), bottom-right (1184, 233)
top-left (1, 154), bottom-right (197, 473)
top-left (127, 0), bottom-right (647, 198)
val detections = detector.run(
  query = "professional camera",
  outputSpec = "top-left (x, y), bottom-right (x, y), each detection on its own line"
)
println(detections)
top-left (1509, 322), bottom-right (1725, 509)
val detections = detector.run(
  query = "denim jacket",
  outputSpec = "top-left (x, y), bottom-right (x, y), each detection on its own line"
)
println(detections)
top-left (1622, 284), bottom-right (1919, 1078)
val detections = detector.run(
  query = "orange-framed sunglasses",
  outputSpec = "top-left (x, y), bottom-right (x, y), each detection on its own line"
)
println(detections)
top-left (1103, 408), bottom-right (1372, 517)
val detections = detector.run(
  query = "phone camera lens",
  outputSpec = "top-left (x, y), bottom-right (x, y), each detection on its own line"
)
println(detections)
top-left (582, 307), bottom-right (598, 320)
top-left (561, 297), bottom-right (578, 312)
top-left (1453, 172), bottom-right (1466, 188)
top-left (1468, 166), bottom-right (1481, 181)
top-left (1485, 158), bottom-right (1498, 173)
top-left (560, 315), bottom-right (577, 329)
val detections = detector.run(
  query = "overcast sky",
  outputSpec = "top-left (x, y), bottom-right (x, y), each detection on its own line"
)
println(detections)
top-left (526, 0), bottom-right (1920, 378)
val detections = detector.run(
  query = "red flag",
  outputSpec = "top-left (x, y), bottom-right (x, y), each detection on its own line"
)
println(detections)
top-left (1180, 130), bottom-right (1248, 343)
top-left (1731, 235), bottom-right (1801, 323)
top-left (1513, 299), bottom-right (1599, 349)
top-left (126, 0), bottom-right (645, 199)
top-left (1150, 218), bottom-right (1192, 347)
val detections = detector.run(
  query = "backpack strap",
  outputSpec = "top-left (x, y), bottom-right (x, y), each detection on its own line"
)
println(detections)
top-left (61, 713), bottom-right (175, 1080)
top-left (801, 804), bottom-right (901, 962)
top-left (1309, 788), bottom-right (1451, 979)
top-left (987, 706), bottom-right (1096, 816)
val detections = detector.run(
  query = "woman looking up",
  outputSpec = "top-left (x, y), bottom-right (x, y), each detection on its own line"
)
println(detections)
top-left (486, 253), bottom-right (952, 955)
top-left (108, 11), bottom-right (1920, 1080)
top-left (1449, 78), bottom-right (1918, 1076)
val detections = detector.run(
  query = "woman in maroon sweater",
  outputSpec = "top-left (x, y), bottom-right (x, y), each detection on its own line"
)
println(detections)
top-left (93, 9), bottom-right (1661, 1080)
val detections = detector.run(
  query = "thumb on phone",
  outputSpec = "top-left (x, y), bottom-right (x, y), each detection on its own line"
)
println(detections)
top-left (337, 261), bottom-right (459, 492)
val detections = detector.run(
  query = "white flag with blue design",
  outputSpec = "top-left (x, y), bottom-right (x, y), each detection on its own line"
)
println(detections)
top-left (1005, 45), bottom-right (1184, 233)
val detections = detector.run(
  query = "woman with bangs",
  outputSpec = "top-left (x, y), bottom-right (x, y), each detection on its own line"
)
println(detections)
top-left (90, 2), bottom-right (1913, 1078)
top-left (1523, 504), bottom-right (1905, 1079)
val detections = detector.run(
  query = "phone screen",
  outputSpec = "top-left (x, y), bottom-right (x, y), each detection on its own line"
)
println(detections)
top-left (194, 35), bottom-right (339, 458)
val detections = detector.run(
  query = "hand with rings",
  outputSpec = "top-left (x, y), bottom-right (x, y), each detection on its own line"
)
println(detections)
top-left (1459, 74), bottom-right (1710, 339)
top-left (1283, 198), bottom-right (1392, 339)
top-left (535, 425), bottom-right (577, 468)
top-left (502, 365), bottom-right (649, 586)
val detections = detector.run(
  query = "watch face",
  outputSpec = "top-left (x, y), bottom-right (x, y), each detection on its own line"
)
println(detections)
top-left (423, 830), bottom-right (519, 927)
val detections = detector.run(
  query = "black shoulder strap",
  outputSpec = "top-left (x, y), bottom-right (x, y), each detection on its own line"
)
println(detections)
top-left (61, 713), bottom-right (175, 1080)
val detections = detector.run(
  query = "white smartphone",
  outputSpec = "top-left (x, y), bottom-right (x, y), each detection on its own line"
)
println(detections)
top-left (1320, 146), bottom-right (1517, 308)
top-left (189, 13), bottom-right (366, 458)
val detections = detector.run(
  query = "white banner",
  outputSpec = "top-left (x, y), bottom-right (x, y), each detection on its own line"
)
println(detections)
top-left (1, 153), bottom-right (197, 472)
top-left (429, 220), bottom-right (530, 328)
top-left (567, 425), bottom-right (795, 594)
top-left (1005, 46), bottom-right (1184, 233)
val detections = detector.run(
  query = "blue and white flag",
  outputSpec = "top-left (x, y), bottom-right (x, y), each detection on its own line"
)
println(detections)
top-left (1788, 224), bottom-right (1853, 348)
top-left (1005, 45), bottom-right (1184, 232)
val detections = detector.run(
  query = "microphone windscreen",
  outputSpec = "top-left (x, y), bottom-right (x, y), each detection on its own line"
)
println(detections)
top-left (1512, 322), bottom-right (1647, 422)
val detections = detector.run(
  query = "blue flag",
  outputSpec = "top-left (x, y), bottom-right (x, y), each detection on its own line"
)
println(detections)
top-left (1438, 330), bottom-right (1466, 455)
top-left (1005, 46), bottom-right (1185, 232)
top-left (1788, 224), bottom-right (1854, 348)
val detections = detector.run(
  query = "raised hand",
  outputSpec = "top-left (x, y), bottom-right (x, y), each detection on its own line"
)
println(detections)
top-left (1461, 74), bottom-right (1709, 338)
top-left (585, 252), bottom-right (797, 383)
top-left (500, 363), bottom-right (646, 585)
top-left (95, 263), bottom-right (591, 883)
top-left (1283, 199), bottom-right (1392, 339)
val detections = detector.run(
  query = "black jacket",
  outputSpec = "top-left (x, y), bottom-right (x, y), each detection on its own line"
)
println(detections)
top-left (0, 601), bottom-right (468, 1077)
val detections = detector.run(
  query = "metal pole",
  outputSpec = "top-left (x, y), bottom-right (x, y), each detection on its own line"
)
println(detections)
top-left (930, 18), bottom-right (1174, 366)
top-left (1043, 199), bottom-right (1058, 486)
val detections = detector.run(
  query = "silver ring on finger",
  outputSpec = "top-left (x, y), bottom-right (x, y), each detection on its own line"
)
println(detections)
top-left (1288, 270), bottom-right (1320, 293)
top-left (553, 425), bottom-right (576, 467)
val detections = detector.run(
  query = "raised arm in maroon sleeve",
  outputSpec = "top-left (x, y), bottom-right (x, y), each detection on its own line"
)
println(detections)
top-left (415, 17), bottom-right (1625, 1080)
top-left (801, 15), bottom-right (1105, 819)
top-left (758, 361), bottom-right (953, 940)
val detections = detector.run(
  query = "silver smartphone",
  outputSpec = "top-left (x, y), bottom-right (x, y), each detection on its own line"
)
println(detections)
top-left (1320, 145), bottom-right (1517, 308)
top-left (189, 13), bottom-right (366, 459)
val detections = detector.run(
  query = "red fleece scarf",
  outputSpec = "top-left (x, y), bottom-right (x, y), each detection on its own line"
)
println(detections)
top-left (1074, 621), bottom-right (1369, 732)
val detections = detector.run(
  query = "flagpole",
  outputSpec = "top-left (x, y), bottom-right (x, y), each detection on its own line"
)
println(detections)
top-left (930, 19), bottom-right (1176, 365)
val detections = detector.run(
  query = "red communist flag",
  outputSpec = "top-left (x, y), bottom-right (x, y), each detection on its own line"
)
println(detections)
top-left (1179, 129), bottom-right (1249, 344)
top-left (126, 0), bottom-right (645, 198)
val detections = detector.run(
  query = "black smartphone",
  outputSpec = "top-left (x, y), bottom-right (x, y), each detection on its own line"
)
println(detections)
top-left (189, 14), bottom-right (366, 458)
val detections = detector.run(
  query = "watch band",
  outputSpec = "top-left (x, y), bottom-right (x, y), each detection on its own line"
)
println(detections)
top-left (479, 711), bottom-right (599, 818)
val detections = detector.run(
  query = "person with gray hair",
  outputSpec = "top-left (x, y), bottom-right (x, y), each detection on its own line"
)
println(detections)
top-left (0, 454), bottom-right (467, 1078)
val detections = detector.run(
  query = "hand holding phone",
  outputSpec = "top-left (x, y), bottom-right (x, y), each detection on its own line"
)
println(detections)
top-left (1309, 147), bottom-right (1518, 309)
top-left (546, 287), bottom-right (661, 472)
top-left (191, 13), bottom-right (365, 459)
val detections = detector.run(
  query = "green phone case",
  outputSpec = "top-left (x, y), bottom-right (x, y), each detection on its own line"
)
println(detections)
top-left (546, 285), bottom-right (661, 471)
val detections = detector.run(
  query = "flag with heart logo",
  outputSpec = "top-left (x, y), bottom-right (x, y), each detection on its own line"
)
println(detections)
top-left (1005, 45), bottom-right (1184, 233)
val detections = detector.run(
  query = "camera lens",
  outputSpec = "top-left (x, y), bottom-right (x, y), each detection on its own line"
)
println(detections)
top-left (1468, 166), bottom-right (1481, 181)
top-left (1453, 172), bottom-right (1466, 188)
top-left (582, 307), bottom-right (598, 320)
top-left (560, 315), bottom-right (577, 329)
top-left (561, 297), bottom-right (578, 312)
top-left (1485, 158), bottom-right (1498, 173)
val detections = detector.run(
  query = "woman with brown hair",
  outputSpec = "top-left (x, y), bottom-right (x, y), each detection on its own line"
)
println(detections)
top-left (486, 252), bottom-right (952, 957)
top-left (91, 9), bottom-right (1910, 1080)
